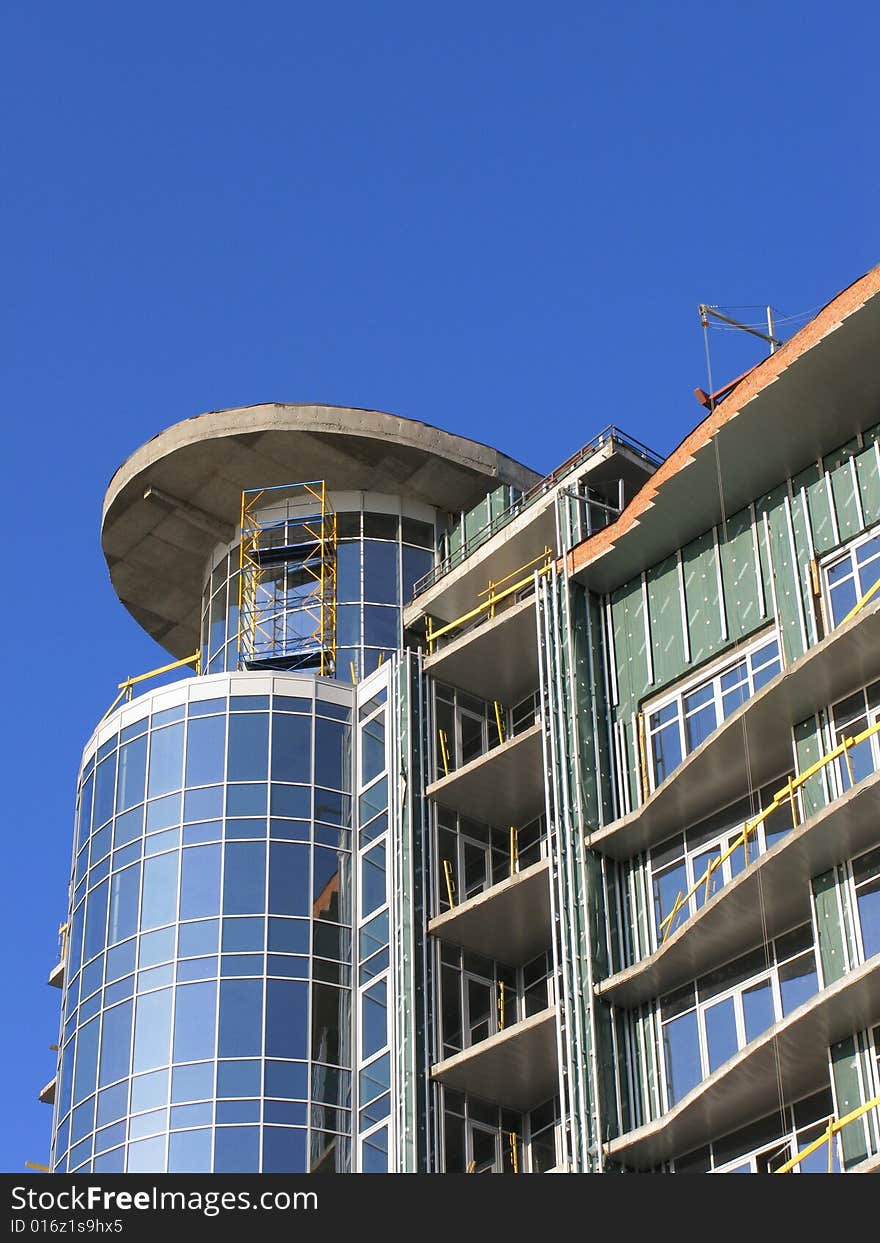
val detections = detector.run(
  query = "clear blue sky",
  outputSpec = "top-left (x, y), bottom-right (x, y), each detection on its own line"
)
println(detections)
top-left (2, 1), bottom-right (877, 1171)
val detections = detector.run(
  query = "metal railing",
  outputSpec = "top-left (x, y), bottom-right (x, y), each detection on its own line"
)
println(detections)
top-left (775, 1093), bottom-right (880, 1173)
top-left (660, 716), bottom-right (880, 944)
top-left (414, 426), bottom-right (663, 597)
top-left (425, 548), bottom-right (554, 656)
top-left (102, 649), bottom-right (202, 720)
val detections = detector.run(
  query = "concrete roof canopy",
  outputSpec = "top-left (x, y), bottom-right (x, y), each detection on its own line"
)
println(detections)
top-left (101, 402), bottom-right (541, 658)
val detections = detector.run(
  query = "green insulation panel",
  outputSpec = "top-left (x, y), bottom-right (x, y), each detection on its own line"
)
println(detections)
top-left (719, 506), bottom-right (763, 643)
top-left (813, 868), bottom-right (848, 987)
top-left (646, 554), bottom-right (686, 687)
top-left (794, 715), bottom-right (829, 820)
top-left (682, 528), bottom-right (723, 665)
top-left (855, 439), bottom-right (880, 527)
top-left (825, 440), bottom-right (862, 543)
top-left (830, 1036), bottom-right (872, 1169)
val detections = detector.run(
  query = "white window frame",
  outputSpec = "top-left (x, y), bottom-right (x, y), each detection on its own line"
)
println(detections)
top-left (643, 628), bottom-right (782, 793)
top-left (820, 523), bottom-right (880, 630)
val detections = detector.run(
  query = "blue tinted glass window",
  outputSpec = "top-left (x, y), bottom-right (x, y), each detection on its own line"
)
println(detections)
top-left (265, 979), bottom-right (308, 1059)
top-left (116, 737), bottom-right (147, 812)
top-left (217, 1059), bottom-right (262, 1097)
top-left (83, 880), bottom-right (109, 963)
top-left (178, 920), bottom-right (219, 957)
top-left (184, 786), bottom-right (223, 822)
top-left (222, 842), bottom-right (266, 915)
top-left (221, 917), bottom-right (264, 952)
top-left (147, 724), bottom-right (184, 798)
top-left (180, 845), bottom-right (221, 920)
top-left (168, 1128), bottom-right (211, 1173)
top-left (264, 1059), bottom-right (308, 1099)
top-left (705, 996), bottom-right (738, 1072)
top-left (127, 1135), bottom-right (165, 1173)
top-left (77, 775), bottom-right (94, 849)
top-left (96, 1080), bottom-right (128, 1127)
top-left (263, 1125), bottom-right (306, 1173)
top-left (98, 1001), bottom-right (132, 1087)
top-left (132, 988), bottom-right (172, 1072)
top-left (363, 605), bottom-right (399, 650)
top-left (361, 844), bottom-right (386, 918)
top-left (107, 865), bottom-right (140, 945)
top-left (742, 980), bottom-right (775, 1043)
top-left (185, 715), bottom-right (226, 786)
top-left (662, 1009), bottom-right (701, 1105)
top-left (362, 540), bottom-right (398, 602)
top-left (336, 542), bottom-right (360, 603)
top-left (268, 918), bottom-right (309, 955)
top-left (402, 545), bottom-right (432, 598)
top-left (361, 980), bottom-right (387, 1060)
top-left (171, 1062), bottom-right (214, 1103)
top-left (173, 981), bottom-right (217, 1063)
top-left (314, 719), bottom-right (349, 791)
top-left (139, 925), bottom-right (175, 968)
top-left (93, 754), bottom-right (117, 828)
top-left (114, 806), bottom-right (144, 849)
top-left (226, 784), bottom-right (267, 817)
top-left (779, 955), bottom-right (819, 1015)
top-left (141, 852), bottom-right (179, 930)
top-left (106, 938), bottom-right (136, 983)
top-left (130, 1067), bottom-right (169, 1113)
top-left (269, 843), bottom-right (309, 916)
top-left (227, 714), bottom-right (269, 782)
top-left (218, 979), bottom-right (263, 1057)
top-left (213, 1126), bottom-right (259, 1173)
top-left (73, 1016), bottom-right (100, 1104)
top-left (312, 983), bottom-right (347, 1067)
top-left (271, 713), bottom-right (311, 784)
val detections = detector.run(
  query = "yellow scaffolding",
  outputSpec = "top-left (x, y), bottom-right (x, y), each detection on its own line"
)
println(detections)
top-left (660, 716), bottom-right (880, 944)
top-left (102, 650), bottom-right (201, 720)
top-left (775, 1092), bottom-right (880, 1173)
top-left (237, 481), bottom-right (337, 676)
top-left (425, 548), bottom-right (554, 655)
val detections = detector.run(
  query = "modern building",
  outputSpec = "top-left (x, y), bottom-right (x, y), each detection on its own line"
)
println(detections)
top-left (43, 261), bottom-right (880, 1174)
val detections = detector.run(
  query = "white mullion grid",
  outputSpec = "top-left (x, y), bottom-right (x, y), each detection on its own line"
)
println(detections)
top-left (676, 549), bottom-right (691, 664)
top-left (712, 526), bottom-right (728, 643)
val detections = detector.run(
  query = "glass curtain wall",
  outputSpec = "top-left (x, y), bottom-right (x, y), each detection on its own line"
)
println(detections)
top-left (53, 674), bottom-right (355, 1174)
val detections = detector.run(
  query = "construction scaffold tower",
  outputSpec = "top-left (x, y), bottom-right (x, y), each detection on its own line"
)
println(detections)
top-left (237, 481), bottom-right (337, 675)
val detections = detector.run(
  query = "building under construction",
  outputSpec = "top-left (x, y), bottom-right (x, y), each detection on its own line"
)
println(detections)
top-left (43, 262), bottom-right (880, 1173)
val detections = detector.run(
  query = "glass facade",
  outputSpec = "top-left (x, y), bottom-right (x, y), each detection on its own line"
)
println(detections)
top-left (53, 673), bottom-right (359, 1173)
top-left (200, 495), bottom-right (435, 681)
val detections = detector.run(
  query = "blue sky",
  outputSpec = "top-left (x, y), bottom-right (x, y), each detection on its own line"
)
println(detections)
top-left (1, 1), bottom-right (878, 1171)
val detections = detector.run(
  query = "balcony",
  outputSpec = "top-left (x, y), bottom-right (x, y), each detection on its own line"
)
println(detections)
top-left (426, 722), bottom-right (545, 824)
top-left (591, 599), bottom-right (880, 860)
top-left (598, 769), bottom-right (880, 1008)
top-left (430, 858), bottom-right (552, 964)
top-left (424, 594), bottom-right (540, 705)
top-left (39, 1077), bottom-right (56, 1106)
top-left (606, 955), bottom-right (880, 1169)
top-left (431, 1006), bottom-right (559, 1112)
top-left (47, 960), bottom-right (64, 989)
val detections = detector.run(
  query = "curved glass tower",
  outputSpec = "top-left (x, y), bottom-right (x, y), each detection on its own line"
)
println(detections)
top-left (49, 402), bottom-right (538, 1174)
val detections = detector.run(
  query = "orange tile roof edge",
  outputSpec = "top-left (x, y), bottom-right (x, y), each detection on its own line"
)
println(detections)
top-left (564, 262), bottom-right (880, 580)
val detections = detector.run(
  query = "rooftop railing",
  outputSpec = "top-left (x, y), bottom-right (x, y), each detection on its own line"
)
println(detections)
top-left (413, 425), bottom-right (663, 599)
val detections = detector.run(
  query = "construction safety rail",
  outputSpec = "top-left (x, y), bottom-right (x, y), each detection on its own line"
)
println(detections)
top-left (425, 548), bottom-right (554, 655)
top-left (102, 650), bottom-right (201, 720)
top-left (774, 1092), bottom-right (880, 1173)
top-left (660, 716), bottom-right (880, 943)
top-left (658, 575), bottom-right (880, 943)
top-left (414, 426), bottom-right (663, 598)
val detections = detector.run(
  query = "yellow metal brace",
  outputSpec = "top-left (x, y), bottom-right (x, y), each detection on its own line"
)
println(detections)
top-left (425, 549), bottom-right (553, 652)
top-left (25, 1162), bottom-right (50, 1172)
top-left (509, 826), bottom-right (519, 878)
top-left (102, 650), bottom-right (201, 720)
top-left (660, 716), bottom-right (880, 944)
top-left (443, 859), bottom-right (456, 909)
top-left (438, 728), bottom-right (451, 777)
top-left (509, 1132), bottom-right (520, 1173)
top-left (493, 701), bottom-right (506, 747)
top-left (497, 981), bottom-right (506, 1031)
top-left (775, 1092), bottom-right (880, 1173)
